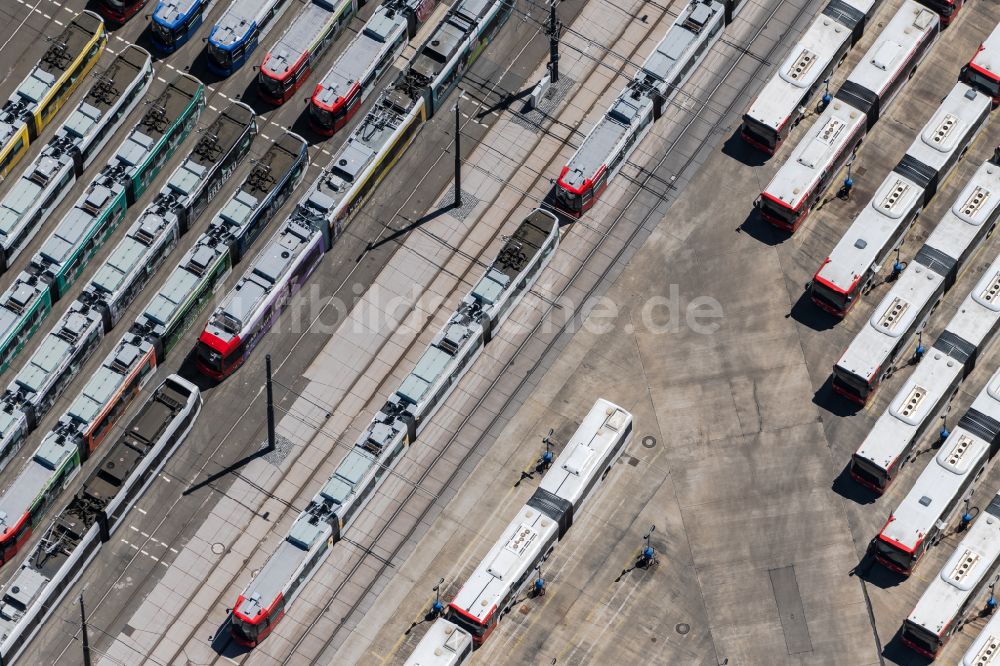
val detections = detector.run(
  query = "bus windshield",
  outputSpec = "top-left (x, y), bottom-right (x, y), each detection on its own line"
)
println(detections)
top-left (741, 116), bottom-right (777, 151)
top-left (850, 455), bottom-right (887, 490)
top-left (445, 610), bottom-right (486, 639)
top-left (902, 621), bottom-right (940, 655)
top-left (876, 538), bottom-right (914, 570)
top-left (833, 369), bottom-right (869, 401)
top-left (811, 281), bottom-right (850, 313)
top-left (964, 67), bottom-right (1000, 99)
top-left (759, 197), bottom-right (798, 228)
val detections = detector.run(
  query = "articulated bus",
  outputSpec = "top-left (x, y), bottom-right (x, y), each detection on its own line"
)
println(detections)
top-left (901, 491), bottom-right (1000, 657)
top-left (0, 11), bottom-right (107, 181)
top-left (740, 0), bottom-right (881, 154)
top-left (757, 2), bottom-right (939, 232)
top-left (851, 251), bottom-right (1000, 493)
top-left (876, 366), bottom-right (1000, 574)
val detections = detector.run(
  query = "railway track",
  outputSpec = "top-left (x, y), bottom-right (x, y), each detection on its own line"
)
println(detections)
top-left (152, 0), bottom-right (692, 662)
top-left (300, 0), bottom-right (821, 662)
top-left (37, 0), bottom-right (804, 657)
top-left (36, 0), bottom-right (643, 661)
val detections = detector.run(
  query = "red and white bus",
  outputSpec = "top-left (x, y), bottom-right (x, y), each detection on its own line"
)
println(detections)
top-left (757, 2), bottom-right (938, 231)
top-left (875, 367), bottom-right (1000, 574)
top-left (916, 0), bottom-right (965, 26)
top-left (740, 0), bottom-right (879, 154)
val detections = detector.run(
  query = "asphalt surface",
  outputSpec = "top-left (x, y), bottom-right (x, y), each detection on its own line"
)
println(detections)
top-left (0, 0), bottom-right (997, 664)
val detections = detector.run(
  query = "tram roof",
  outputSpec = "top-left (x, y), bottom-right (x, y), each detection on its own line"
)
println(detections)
top-left (210, 0), bottom-right (275, 48)
top-left (562, 0), bottom-right (723, 190)
top-left (313, 7), bottom-right (406, 108)
top-left (262, 1), bottom-right (344, 79)
top-left (154, 0), bottom-right (202, 26)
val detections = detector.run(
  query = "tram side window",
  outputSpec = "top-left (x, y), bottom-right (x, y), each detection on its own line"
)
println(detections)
top-left (90, 358), bottom-right (154, 446)
top-left (437, 61), bottom-right (459, 96)
top-left (0, 135), bottom-right (26, 176)
top-left (480, 3), bottom-right (508, 40)
top-left (367, 113), bottom-right (421, 201)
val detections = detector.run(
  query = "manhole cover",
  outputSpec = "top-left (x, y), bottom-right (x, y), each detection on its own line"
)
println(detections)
top-left (675, 623), bottom-right (690, 635)
top-left (211, 543), bottom-right (225, 555)
top-left (642, 436), bottom-right (657, 448)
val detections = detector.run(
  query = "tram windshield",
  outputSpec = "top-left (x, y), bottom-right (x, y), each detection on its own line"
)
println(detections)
top-left (209, 43), bottom-right (233, 69)
top-left (152, 19), bottom-right (178, 45)
top-left (259, 72), bottom-right (288, 100)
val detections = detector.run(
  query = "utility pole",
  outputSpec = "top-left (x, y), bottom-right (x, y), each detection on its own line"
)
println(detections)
top-left (80, 594), bottom-right (92, 666)
top-left (265, 354), bottom-right (275, 452)
top-left (454, 95), bottom-right (462, 208)
top-left (547, 1), bottom-right (561, 84)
